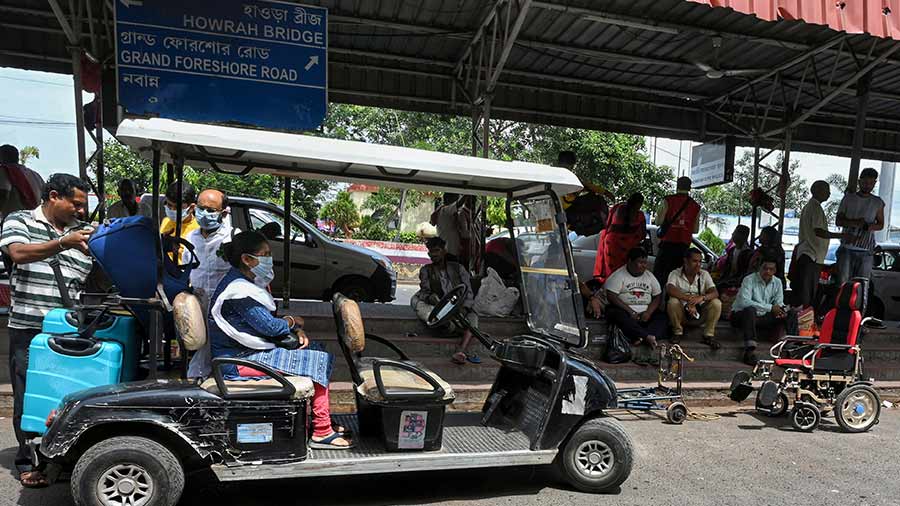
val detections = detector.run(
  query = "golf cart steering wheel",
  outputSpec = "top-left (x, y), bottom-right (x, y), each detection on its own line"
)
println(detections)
top-left (426, 284), bottom-right (469, 328)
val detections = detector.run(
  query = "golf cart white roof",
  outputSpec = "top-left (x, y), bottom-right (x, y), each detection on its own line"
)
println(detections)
top-left (116, 118), bottom-right (582, 198)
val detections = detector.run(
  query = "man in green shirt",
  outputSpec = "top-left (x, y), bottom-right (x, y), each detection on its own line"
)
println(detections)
top-left (731, 257), bottom-right (786, 366)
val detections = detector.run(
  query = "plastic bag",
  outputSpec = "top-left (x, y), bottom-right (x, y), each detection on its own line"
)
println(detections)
top-left (474, 268), bottom-right (520, 317)
top-left (604, 326), bottom-right (632, 364)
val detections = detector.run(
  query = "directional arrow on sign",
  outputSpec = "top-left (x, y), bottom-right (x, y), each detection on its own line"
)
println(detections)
top-left (305, 56), bottom-right (319, 71)
top-left (119, 0), bottom-right (143, 7)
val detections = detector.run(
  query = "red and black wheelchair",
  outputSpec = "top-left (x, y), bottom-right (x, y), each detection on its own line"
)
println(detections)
top-left (730, 278), bottom-right (884, 433)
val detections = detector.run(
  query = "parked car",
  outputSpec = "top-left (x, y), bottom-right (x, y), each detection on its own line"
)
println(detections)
top-left (569, 225), bottom-right (718, 284)
top-left (820, 242), bottom-right (900, 320)
top-left (139, 194), bottom-right (396, 302)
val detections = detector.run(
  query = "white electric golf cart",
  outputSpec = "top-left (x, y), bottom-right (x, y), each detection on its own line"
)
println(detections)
top-left (33, 118), bottom-right (634, 506)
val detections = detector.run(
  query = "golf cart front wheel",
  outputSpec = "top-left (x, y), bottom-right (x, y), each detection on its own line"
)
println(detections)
top-left (71, 436), bottom-right (184, 506)
top-left (558, 418), bottom-right (634, 493)
top-left (790, 402), bottom-right (821, 432)
top-left (834, 384), bottom-right (881, 433)
top-left (666, 402), bottom-right (688, 424)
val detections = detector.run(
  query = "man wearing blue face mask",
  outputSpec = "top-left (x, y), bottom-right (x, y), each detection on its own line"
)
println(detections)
top-left (160, 182), bottom-right (199, 261)
top-left (182, 189), bottom-right (239, 379)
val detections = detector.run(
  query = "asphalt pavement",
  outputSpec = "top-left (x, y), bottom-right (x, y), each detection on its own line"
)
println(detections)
top-left (1, 406), bottom-right (897, 506)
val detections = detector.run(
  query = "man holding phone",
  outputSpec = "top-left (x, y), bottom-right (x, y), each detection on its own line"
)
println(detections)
top-left (731, 257), bottom-right (787, 366)
top-left (0, 174), bottom-right (93, 488)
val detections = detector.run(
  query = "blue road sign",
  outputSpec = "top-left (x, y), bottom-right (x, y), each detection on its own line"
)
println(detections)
top-left (115, 0), bottom-right (327, 131)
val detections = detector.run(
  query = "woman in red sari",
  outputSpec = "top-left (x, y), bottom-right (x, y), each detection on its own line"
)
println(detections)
top-left (593, 192), bottom-right (646, 284)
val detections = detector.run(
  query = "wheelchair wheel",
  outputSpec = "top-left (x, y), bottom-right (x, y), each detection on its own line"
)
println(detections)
top-left (834, 385), bottom-right (881, 433)
top-left (790, 402), bottom-right (820, 432)
top-left (666, 402), bottom-right (688, 424)
top-left (756, 392), bottom-right (789, 417)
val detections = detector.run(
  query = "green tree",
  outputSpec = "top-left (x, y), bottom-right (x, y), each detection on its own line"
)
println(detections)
top-left (824, 173), bottom-right (849, 223)
top-left (699, 150), bottom-right (807, 217)
top-left (19, 146), bottom-right (40, 165)
top-left (319, 191), bottom-right (359, 237)
top-left (323, 104), bottom-right (674, 214)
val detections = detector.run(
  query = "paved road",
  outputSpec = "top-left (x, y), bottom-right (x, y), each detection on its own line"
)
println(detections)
top-left (1, 406), bottom-right (897, 506)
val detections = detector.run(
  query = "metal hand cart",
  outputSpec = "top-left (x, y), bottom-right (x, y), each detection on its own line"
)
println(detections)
top-left (615, 344), bottom-right (694, 424)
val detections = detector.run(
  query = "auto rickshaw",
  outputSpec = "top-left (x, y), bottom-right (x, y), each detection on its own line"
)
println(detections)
top-left (29, 118), bottom-right (635, 506)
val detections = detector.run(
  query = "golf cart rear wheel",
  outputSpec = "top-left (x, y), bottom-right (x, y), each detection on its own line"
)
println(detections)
top-left (71, 436), bottom-right (184, 506)
top-left (756, 392), bottom-right (789, 417)
top-left (790, 402), bottom-right (821, 432)
top-left (558, 418), bottom-right (634, 493)
top-left (666, 402), bottom-right (688, 424)
top-left (834, 384), bottom-right (881, 433)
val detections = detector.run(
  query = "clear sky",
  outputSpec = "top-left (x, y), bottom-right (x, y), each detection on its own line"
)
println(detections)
top-left (1, 65), bottom-right (897, 225)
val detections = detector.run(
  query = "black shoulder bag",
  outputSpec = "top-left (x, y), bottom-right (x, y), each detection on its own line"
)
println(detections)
top-left (657, 197), bottom-right (694, 239)
top-left (40, 223), bottom-right (76, 309)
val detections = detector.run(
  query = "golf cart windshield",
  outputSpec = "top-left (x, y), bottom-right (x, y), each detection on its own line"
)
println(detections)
top-left (511, 194), bottom-right (586, 347)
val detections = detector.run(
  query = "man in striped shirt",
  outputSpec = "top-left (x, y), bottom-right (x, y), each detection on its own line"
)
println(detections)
top-left (0, 173), bottom-right (92, 487)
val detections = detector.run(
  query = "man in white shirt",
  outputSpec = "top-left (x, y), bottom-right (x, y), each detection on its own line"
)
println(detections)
top-left (666, 247), bottom-right (721, 348)
top-left (430, 193), bottom-right (462, 262)
top-left (605, 247), bottom-right (666, 364)
top-left (835, 168), bottom-right (885, 283)
top-left (182, 189), bottom-right (238, 378)
top-left (793, 181), bottom-right (845, 309)
top-left (107, 179), bottom-right (141, 219)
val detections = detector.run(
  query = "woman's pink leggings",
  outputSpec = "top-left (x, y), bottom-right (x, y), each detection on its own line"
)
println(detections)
top-left (311, 383), bottom-right (333, 438)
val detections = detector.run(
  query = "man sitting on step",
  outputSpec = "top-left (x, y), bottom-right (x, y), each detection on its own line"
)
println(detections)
top-left (731, 256), bottom-right (788, 366)
top-left (411, 237), bottom-right (480, 365)
top-left (666, 247), bottom-right (722, 349)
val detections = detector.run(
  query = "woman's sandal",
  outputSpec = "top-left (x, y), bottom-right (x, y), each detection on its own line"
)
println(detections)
top-left (19, 471), bottom-right (49, 488)
top-left (309, 432), bottom-right (355, 450)
top-left (451, 352), bottom-right (467, 365)
top-left (331, 423), bottom-right (353, 438)
top-left (702, 337), bottom-right (722, 351)
top-left (466, 353), bottom-right (482, 364)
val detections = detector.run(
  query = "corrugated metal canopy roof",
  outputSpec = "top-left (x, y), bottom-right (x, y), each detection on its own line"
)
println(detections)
top-left (3, 0), bottom-right (900, 161)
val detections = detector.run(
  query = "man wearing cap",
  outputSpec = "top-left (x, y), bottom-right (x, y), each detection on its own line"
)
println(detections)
top-left (835, 168), bottom-right (885, 283)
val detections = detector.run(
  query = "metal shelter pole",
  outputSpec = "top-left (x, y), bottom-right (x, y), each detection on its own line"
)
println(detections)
top-left (751, 143), bottom-right (760, 240)
top-left (95, 89), bottom-right (105, 222)
top-left (777, 129), bottom-right (792, 235)
top-left (848, 75), bottom-right (871, 192)
top-left (71, 48), bottom-right (88, 181)
top-left (282, 177), bottom-right (292, 310)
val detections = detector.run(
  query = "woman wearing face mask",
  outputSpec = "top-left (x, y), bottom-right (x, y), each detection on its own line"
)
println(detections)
top-left (209, 231), bottom-right (353, 449)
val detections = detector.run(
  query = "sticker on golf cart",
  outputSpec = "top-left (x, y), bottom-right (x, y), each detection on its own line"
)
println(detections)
top-left (398, 410), bottom-right (428, 449)
top-left (561, 376), bottom-right (588, 416)
top-left (237, 423), bottom-right (273, 444)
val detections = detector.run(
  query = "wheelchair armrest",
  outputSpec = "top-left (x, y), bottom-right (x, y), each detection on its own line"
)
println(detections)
top-left (371, 358), bottom-right (445, 402)
top-left (801, 344), bottom-right (858, 371)
top-left (364, 333), bottom-right (410, 361)
top-left (769, 337), bottom-right (818, 359)
top-left (210, 357), bottom-right (296, 401)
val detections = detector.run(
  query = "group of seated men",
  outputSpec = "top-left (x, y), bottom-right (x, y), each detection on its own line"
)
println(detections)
top-left (604, 246), bottom-right (786, 366)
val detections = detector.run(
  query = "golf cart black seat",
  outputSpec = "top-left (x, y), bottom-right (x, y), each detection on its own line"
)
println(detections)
top-left (200, 357), bottom-right (316, 400)
top-left (332, 293), bottom-right (454, 451)
top-left (200, 376), bottom-right (315, 400)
